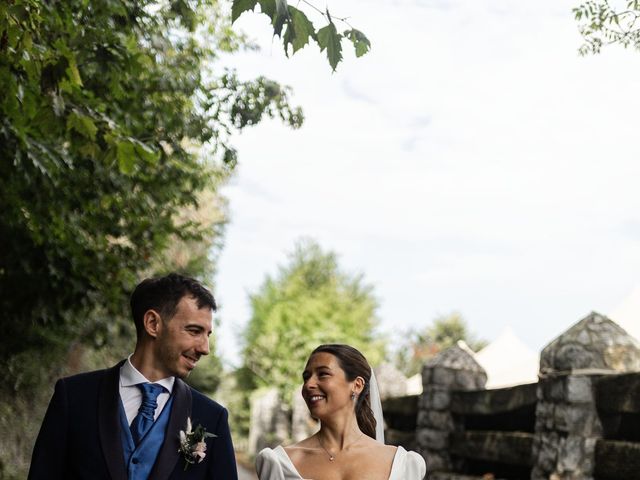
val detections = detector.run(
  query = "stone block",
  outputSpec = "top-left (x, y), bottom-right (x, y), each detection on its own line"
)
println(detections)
top-left (539, 376), bottom-right (566, 402)
top-left (566, 375), bottom-right (593, 403)
top-left (553, 403), bottom-right (568, 432)
top-left (454, 369), bottom-right (485, 390)
top-left (416, 427), bottom-right (449, 450)
top-left (565, 405), bottom-right (602, 436)
top-left (557, 435), bottom-right (581, 473)
top-left (416, 410), bottom-right (429, 428)
top-left (422, 389), bottom-right (451, 410)
top-left (532, 431), bottom-right (559, 475)
top-left (432, 366), bottom-right (456, 386)
top-left (534, 400), bottom-right (555, 431)
top-left (423, 451), bottom-right (450, 472)
top-left (424, 410), bottom-right (453, 430)
top-left (422, 366), bottom-right (432, 385)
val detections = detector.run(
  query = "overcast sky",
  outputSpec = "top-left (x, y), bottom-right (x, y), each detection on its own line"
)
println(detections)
top-left (213, 0), bottom-right (640, 367)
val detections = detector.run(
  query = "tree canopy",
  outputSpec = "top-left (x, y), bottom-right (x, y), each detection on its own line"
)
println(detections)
top-left (241, 239), bottom-right (385, 399)
top-left (0, 0), bottom-right (302, 368)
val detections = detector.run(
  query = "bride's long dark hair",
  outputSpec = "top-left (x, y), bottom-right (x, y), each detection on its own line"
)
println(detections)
top-left (310, 344), bottom-right (377, 439)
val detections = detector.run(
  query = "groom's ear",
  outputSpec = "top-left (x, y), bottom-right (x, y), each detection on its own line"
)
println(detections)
top-left (142, 309), bottom-right (162, 338)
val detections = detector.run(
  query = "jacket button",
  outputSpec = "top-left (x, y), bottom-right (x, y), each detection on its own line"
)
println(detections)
top-left (132, 458), bottom-right (139, 464)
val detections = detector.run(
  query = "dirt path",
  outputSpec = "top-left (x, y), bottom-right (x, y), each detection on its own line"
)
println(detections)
top-left (237, 462), bottom-right (258, 480)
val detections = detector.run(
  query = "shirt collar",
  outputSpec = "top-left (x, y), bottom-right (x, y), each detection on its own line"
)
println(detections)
top-left (120, 354), bottom-right (175, 393)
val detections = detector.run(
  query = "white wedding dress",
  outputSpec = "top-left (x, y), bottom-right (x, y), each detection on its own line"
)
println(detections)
top-left (255, 445), bottom-right (426, 480)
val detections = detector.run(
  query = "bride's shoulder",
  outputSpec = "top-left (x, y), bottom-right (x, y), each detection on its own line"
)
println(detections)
top-left (255, 446), bottom-right (281, 464)
top-left (282, 438), bottom-right (317, 463)
top-left (395, 447), bottom-right (426, 479)
top-left (255, 446), bottom-right (289, 477)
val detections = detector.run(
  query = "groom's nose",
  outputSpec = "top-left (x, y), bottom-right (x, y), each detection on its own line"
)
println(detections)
top-left (195, 336), bottom-right (210, 356)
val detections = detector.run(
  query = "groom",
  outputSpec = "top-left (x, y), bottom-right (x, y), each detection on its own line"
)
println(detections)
top-left (28, 273), bottom-right (238, 480)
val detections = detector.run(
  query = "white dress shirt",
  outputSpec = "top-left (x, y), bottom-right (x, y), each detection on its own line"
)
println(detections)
top-left (119, 355), bottom-right (175, 425)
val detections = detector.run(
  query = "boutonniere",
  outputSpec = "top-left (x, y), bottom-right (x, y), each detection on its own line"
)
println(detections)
top-left (179, 417), bottom-right (217, 470)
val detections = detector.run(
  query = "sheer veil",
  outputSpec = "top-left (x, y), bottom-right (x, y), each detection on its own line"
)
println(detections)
top-left (369, 369), bottom-right (385, 443)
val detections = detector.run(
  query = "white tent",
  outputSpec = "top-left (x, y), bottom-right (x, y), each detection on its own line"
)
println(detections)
top-left (608, 284), bottom-right (640, 342)
top-left (474, 328), bottom-right (539, 389)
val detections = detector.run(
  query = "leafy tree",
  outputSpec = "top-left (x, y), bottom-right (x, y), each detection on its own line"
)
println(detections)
top-left (394, 312), bottom-right (488, 376)
top-left (241, 239), bottom-right (385, 401)
top-left (574, 0), bottom-right (640, 54)
top-left (1, 1), bottom-right (302, 476)
top-left (0, 0), bottom-right (302, 365)
top-left (231, 0), bottom-right (371, 71)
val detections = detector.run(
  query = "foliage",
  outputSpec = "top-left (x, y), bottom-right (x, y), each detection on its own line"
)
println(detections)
top-left (394, 312), bottom-right (488, 376)
top-left (0, 0), bottom-right (302, 365)
top-left (574, 1), bottom-right (640, 54)
top-left (1, 2), bottom-right (301, 475)
top-left (231, 0), bottom-right (371, 71)
top-left (241, 239), bottom-right (385, 402)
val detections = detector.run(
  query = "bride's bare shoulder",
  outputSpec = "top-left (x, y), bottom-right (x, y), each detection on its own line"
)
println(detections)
top-left (362, 436), bottom-right (398, 453)
top-left (283, 436), bottom-right (318, 458)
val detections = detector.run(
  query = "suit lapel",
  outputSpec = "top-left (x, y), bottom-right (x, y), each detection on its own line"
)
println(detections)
top-left (150, 378), bottom-right (192, 480)
top-left (98, 361), bottom-right (127, 480)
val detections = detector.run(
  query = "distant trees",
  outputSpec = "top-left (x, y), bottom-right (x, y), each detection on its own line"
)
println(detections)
top-left (240, 239), bottom-right (385, 398)
top-left (394, 312), bottom-right (488, 376)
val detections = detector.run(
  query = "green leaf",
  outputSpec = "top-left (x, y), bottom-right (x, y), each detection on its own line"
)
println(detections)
top-left (317, 21), bottom-right (342, 71)
top-left (67, 111), bottom-right (98, 140)
top-left (257, 0), bottom-right (289, 36)
top-left (275, 0), bottom-right (288, 18)
top-left (66, 57), bottom-right (83, 87)
top-left (132, 139), bottom-right (160, 164)
top-left (231, 0), bottom-right (259, 23)
top-left (272, 0), bottom-right (289, 36)
top-left (345, 29), bottom-right (371, 58)
top-left (116, 140), bottom-right (136, 175)
top-left (258, 0), bottom-right (275, 18)
top-left (283, 6), bottom-right (316, 55)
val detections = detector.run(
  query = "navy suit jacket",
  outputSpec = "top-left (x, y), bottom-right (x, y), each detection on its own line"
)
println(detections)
top-left (28, 362), bottom-right (238, 480)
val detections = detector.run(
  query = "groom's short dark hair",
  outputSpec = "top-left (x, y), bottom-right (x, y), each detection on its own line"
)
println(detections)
top-left (130, 273), bottom-right (216, 334)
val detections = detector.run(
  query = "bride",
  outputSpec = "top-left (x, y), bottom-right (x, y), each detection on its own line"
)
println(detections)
top-left (255, 344), bottom-right (426, 480)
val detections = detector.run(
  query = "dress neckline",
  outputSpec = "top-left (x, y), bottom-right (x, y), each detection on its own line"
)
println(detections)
top-left (273, 444), bottom-right (404, 480)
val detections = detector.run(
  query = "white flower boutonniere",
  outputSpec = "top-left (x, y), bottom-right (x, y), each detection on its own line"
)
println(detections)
top-left (179, 417), bottom-right (217, 470)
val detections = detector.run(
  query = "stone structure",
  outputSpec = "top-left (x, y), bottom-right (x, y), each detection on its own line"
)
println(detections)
top-left (417, 341), bottom-right (487, 474)
top-left (248, 388), bottom-right (290, 455)
top-left (531, 312), bottom-right (640, 480)
top-left (291, 390), bottom-right (319, 442)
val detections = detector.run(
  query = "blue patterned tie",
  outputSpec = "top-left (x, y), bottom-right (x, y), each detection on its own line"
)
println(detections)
top-left (130, 383), bottom-right (165, 445)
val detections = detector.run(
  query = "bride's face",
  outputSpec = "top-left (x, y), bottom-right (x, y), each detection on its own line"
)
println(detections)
top-left (301, 352), bottom-right (360, 419)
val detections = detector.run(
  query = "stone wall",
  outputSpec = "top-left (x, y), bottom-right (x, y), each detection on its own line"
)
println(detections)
top-left (416, 341), bottom-right (487, 474)
top-left (247, 388), bottom-right (290, 455)
top-left (531, 312), bottom-right (640, 480)
top-left (384, 311), bottom-right (640, 480)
